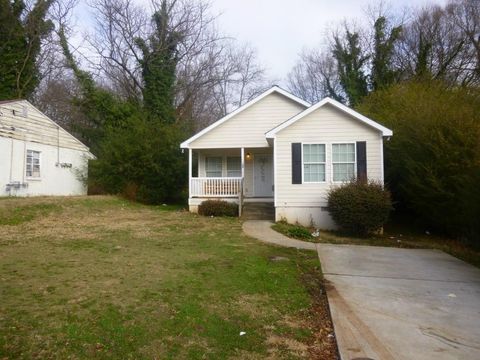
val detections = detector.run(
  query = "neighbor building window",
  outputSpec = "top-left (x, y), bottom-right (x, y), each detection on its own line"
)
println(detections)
top-left (205, 156), bottom-right (222, 177)
top-left (26, 150), bottom-right (41, 178)
top-left (332, 143), bottom-right (356, 182)
top-left (226, 157), bottom-right (241, 177)
top-left (303, 144), bottom-right (326, 182)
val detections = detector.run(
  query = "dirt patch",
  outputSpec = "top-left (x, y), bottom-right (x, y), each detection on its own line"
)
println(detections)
top-left (300, 270), bottom-right (339, 359)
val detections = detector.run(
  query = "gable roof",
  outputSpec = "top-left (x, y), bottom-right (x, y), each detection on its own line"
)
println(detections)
top-left (0, 99), bottom-right (95, 157)
top-left (180, 86), bottom-right (310, 148)
top-left (266, 97), bottom-right (393, 138)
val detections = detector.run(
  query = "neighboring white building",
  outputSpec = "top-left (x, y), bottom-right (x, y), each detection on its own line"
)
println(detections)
top-left (180, 86), bottom-right (393, 229)
top-left (0, 100), bottom-right (94, 197)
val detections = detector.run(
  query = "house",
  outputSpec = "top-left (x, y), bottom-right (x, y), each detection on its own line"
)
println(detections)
top-left (180, 86), bottom-right (392, 229)
top-left (0, 100), bottom-right (94, 197)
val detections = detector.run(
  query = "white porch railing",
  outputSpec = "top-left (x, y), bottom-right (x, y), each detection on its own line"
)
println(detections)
top-left (190, 177), bottom-right (243, 197)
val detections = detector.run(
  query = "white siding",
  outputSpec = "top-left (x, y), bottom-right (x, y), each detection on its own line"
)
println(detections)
top-left (0, 101), bottom-right (89, 152)
top-left (274, 104), bottom-right (384, 228)
top-left (0, 100), bottom-right (92, 196)
top-left (0, 137), bottom-right (89, 196)
top-left (189, 93), bottom-right (305, 149)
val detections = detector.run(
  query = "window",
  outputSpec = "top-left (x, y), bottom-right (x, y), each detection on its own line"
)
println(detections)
top-left (227, 157), bottom-right (241, 177)
top-left (26, 150), bottom-right (40, 178)
top-left (303, 144), bottom-right (326, 182)
top-left (332, 143), bottom-right (356, 182)
top-left (205, 157), bottom-right (222, 177)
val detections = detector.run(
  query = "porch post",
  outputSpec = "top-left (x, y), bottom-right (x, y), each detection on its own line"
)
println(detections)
top-left (188, 148), bottom-right (192, 198)
top-left (241, 147), bottom-right (245, 178)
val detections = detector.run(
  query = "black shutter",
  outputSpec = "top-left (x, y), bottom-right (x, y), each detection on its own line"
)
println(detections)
top-left (356, 141), bottom-right (367, 181)
top-left (292, 143), bottom-right (302, 184)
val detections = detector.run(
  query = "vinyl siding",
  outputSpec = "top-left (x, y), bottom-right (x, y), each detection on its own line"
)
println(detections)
top-left (275, 103), bottom-right (384, 208)
top-left (188, 93), bottom-right (306, 149)
top-left (0, 101), bottom-right (90, 152)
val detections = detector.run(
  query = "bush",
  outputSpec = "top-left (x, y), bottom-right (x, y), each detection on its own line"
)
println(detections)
top-left (357, 81), bottom-right (480, 243)
top-left (328, 180), bottom-right (392, 236)
top-left (198, 200), bottom-right (238, 217)
top-left (287, 226), bottom-right (313, 240)
top-left (89, 115), bottom-right (187, 204)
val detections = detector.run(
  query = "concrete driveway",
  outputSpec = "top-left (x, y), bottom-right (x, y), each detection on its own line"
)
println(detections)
top-left (317, 244), bottom-right (480, 360)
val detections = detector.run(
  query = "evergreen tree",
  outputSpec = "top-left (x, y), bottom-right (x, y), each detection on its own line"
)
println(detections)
top-left (371, 17), bottom-right (402, 91)
top-left (0, 0), bottom-right (53, 99)
top-left (332, 29), bottom-right (369, 106)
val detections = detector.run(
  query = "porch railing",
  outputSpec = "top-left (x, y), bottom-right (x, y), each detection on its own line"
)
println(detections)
top-left (190, 177), bottom-right (243, 197)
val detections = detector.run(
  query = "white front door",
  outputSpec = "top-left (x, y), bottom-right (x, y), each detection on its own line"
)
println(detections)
top-left (254, 154), bottom-right (273, 197)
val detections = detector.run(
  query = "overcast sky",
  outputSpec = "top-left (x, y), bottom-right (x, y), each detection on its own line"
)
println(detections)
top-left (74, 0), bottom-right (447, 83)
top-left (209, 0), bottom-right (447, 82)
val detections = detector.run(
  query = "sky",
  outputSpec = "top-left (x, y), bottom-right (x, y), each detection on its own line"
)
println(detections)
top-left (73, 0), bottom-right (447, 84)
top-left (209, 0), bottom-right (447, 82)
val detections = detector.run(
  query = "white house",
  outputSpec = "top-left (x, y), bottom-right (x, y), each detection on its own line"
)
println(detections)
top-left (0, 100), bottom-right (94, 197)
top-left (180, 86), bottom-right (392, 229)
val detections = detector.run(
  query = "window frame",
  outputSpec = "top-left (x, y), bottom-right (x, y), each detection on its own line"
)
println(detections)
top-left (331, 142), bottom-right (357, 183)
top-left (205, 156), bottom-right (223, 178)
top-left (301, 143), bottom-right (327, 183)
top-left (26, 149), bottom-right (41, 180)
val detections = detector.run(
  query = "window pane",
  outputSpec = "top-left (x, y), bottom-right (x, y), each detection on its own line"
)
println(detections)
top-left (226, 157), bottom-right (241, 177)
top-left (304, 164), bottom-right (325, 182)
top-left (333, 163), bottom-right (355, 182)
top-left (333, 143), bottom-right (355, 162)
top-left (26, 150), bottom-right (40, 178)
top-left (205, 157), bottom-right (222, 177)
top-left (303, 144), bottom-right (325, 163)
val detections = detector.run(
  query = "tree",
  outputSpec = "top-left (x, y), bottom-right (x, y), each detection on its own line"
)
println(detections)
top-left (0, 0), bottom-right (54, 99)
top-left (332, 27), bottom-right (369, 106)
top-left (358, 81), bottom-right (480, 243)
top-left (371, 16), bottom-right (402, 90)
top-left (287, 48), bottom-right (343, 103)
top-left (58, 25), bottom-right (138, 150)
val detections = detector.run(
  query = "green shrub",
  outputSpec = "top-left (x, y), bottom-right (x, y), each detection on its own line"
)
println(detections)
top-left (286, 226), bottom-right (313, 240)
top-left (358, 81), bottom-right (480, 243)
top-left (198, 200), bottom-right (238, 217)
top-left (271, 221), bottom-right (314, 240)
top-left (89, 115), bottom-right (187, 204)
top-left (328, 180), bottom-right (392, 236)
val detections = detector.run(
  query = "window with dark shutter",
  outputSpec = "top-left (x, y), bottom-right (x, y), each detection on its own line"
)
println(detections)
top-left (356, 141), bottom-right (367, 181)
top-left (291, 143), bottom-right (302, 184)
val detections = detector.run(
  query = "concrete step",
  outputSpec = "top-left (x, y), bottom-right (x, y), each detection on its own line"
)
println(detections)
top-left (242, 202), bottom-right (275, 220)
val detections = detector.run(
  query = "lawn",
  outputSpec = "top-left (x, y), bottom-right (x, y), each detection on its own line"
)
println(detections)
top-left (0, 196), bottom-right (337, 359)
top-left (272, 221), bottom-right (480, 268)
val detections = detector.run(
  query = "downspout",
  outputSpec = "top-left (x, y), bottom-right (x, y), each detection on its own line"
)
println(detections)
top-left (57, 126), bottom-right (60, 165)
top-left (9, 138), bottom-right (13, 183)
top-left (22, 141), bottom-right (26, 183)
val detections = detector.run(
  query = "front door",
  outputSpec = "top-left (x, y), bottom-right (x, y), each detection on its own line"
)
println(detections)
top-left (254, 154), bottom-right (273, 197)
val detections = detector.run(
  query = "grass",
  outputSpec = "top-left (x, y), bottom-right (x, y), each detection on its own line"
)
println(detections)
top-left (272, 220), bottom-right (480, 268)
top-left (0, 196), bottom-right (337, 359)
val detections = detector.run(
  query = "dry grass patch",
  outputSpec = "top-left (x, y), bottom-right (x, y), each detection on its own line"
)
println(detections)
top-left (0, 196), bottom-right (338, 359)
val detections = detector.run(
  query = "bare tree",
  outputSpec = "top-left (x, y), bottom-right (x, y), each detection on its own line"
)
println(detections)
top-left (448, 0), bottom-right (480, 83)
top-left (287, 47), bottom-right (342, 103)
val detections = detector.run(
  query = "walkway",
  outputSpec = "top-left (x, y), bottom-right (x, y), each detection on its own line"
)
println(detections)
top-left (242, 220), bottom-right (316, 251)
top-left (243, 220), bottom-right (480, 360)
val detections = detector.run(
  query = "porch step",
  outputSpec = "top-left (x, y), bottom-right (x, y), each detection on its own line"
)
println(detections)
top-left (242, 202), bottom-right (275, 220)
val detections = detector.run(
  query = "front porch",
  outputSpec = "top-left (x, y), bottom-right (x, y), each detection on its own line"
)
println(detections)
top-left (186, 147), bottom-right (274, 212)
